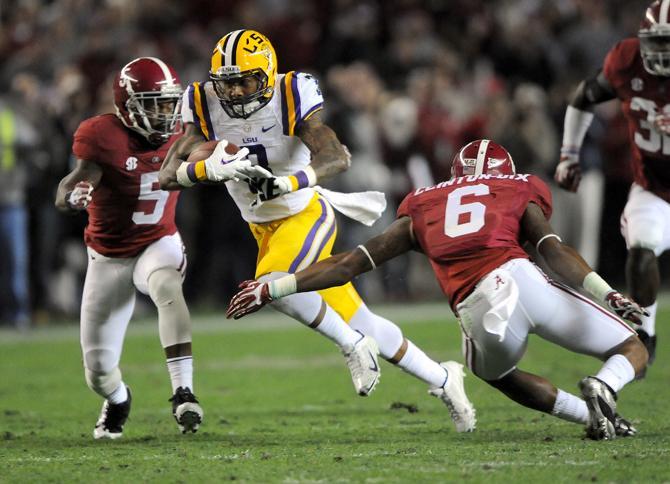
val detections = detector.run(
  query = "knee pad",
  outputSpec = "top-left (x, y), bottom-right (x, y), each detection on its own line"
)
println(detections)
top-left (148, 268), bottom-right (191, 347)
top-left (147, 268), bottom-right (183, 307)
top-left (85, 366), bottom-right (122, 398)
top-left (349, 305), bottom-right (404, 359)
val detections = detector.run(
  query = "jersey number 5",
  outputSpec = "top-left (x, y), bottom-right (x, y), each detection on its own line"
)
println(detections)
top-left (444, 184), bottom-right (489, 237)
top-left (132, 172), bottom-right (168, 225)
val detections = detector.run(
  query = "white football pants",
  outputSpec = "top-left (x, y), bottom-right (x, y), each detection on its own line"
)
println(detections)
top-left (80, 232), bottom-right (186, 376)
top-left (456, 258), bottom-right (636, 381)
top-left (621, 183), bottom-right (670, 255)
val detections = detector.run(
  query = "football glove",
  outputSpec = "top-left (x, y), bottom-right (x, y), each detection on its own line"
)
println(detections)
top-left (654, 112), bottom-right (670, 135)
top-left (554, 149), bottom-right (582, 192)
top-left (226, 280), bottom-right (272, 319)
top-left (604, 291), bottom-right (649, 326)
top-left (66, 181), bottom-right (94, 210)
top-left (203, 140), bottom-right (251, 182)
top-left (238, 164), bottom-right (292, 202)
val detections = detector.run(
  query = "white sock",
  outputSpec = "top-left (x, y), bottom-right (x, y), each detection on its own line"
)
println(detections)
top-left (551, 389), bottom-right (589, 424)
top-left (314, 305), bottom-right (362, 348)
top-left (595, 354), bottom-right (635, 393)
top-left (640, 302), bottom-right (657, 336)
top-left (397, 341), bottom-right (448, 388)
top-left (107, 382), bottom-right (129, 404)
top-left (167, 356), bottom-right (193, 393)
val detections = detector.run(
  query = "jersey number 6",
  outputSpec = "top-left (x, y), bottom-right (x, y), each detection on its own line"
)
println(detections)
top-left (444, 184), bottom-right (489, 237)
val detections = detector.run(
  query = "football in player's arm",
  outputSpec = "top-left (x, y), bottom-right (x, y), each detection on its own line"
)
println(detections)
top-left (230, 139), bottom-right (649, 441)
top-left (55, 57), bottom-right (203, 439)
top-left (554, 0), bottom-right (670, 367)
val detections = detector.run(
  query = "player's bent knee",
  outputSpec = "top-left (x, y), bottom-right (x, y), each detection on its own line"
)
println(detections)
top-left (147, 268), bottom-right (184, 307)
top-left (85, 367), bottom-right (122, 397)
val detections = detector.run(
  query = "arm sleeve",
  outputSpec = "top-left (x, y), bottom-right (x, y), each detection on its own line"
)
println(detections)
top-left (72, 118), bottom-right (100, 162)
top-left (527, 176), bottom-right (553, 219)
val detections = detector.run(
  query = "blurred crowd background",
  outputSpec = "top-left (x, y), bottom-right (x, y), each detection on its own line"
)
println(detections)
top-left (0, 0), bottom-right (659, 328)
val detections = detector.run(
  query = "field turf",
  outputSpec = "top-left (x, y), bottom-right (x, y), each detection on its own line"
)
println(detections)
top-left (1, 303), bottom-right (669, 483)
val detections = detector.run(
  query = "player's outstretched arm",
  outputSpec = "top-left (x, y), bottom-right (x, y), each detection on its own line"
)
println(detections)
top-left (522, 203), bottom-right (647, 324)
top-left (226, 217), bottom-right (415, 319)
top-left (55, 158), bottom-right (103, 213)
top-left (159, 123), bottom-right (207, 190)
top-left (555, 71), bottom-right (617, 192)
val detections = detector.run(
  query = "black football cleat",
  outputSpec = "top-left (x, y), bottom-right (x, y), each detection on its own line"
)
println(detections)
top-left (93, 386), bottom-right (132, 439)
top-left (169, 387), bottom-right (203, 434)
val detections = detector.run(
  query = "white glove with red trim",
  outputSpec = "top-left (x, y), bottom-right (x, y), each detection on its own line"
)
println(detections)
top-left (226, 280), bottom-right (272, 319)
top-left (66, 181), bottom-right (94, 210)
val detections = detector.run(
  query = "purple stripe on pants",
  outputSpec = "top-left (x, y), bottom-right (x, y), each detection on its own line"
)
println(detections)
top-left (289, 199), bottom-right (328, 273)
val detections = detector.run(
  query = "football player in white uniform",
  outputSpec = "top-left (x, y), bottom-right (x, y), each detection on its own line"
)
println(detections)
top-left (159, 29), bottom-right (475, 432)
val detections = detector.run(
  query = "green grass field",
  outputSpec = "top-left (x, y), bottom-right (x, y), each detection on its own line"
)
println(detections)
top-left (1, 303), bottom-right (669, 483)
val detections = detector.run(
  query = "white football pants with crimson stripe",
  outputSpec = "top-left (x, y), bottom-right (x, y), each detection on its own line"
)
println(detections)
top-left (80, 232), bottom-right (186, 378)
top-left (456, 258), bottom-right (636, 381)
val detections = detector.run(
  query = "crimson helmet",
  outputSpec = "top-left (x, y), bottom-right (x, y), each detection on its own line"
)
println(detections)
top-left (451, 139), bottom-right (516, 178)
top-left (639, 0), bottom-right (670, 76)
top-left (113, 57), bottom-right (183, 144)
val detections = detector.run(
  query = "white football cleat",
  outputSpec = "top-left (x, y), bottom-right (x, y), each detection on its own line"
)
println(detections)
top-left (429, 361), bottom-right (476, 432)
top-left (93, 387), bottom-right (131, 440)
top-left (342, 335), bottom-right (380, 396)
top-left (169, 387), bottom-right (203, 434)
top-left (580, 376), bottom-right (617, 440)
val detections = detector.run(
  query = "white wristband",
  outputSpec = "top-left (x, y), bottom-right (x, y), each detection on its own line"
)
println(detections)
top-left (583, 271), bottom-right (613, 302)
top-left (268, 274), bottom-right (297, 299)
top-left (562, 106), bottom-right (594, 153)
top-left (176, 162), bottom-right (196, 187)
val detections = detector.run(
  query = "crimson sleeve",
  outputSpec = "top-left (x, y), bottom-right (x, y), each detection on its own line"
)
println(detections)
top-left (527, 176), bottom-right (553, 219)
top-left (72, 118), bottom-right (100, 162)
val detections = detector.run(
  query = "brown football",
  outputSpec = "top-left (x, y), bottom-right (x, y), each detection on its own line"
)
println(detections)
top-left (186, 140), bottom-right (239, 163)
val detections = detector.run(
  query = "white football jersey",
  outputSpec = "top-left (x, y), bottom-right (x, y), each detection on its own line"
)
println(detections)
top-left (182, 71), bottom-right (324, 223)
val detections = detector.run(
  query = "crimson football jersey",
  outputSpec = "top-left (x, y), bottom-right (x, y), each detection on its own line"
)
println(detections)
top-left (397, 174), bottom-right (552, 308)
top-left (72, 114), bottom-right (180, 257)
top-left (604, 38), bottom-right (670, 201)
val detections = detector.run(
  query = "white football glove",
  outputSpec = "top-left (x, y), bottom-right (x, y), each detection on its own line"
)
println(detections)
top-left (203, 140), bottom-right (252, 182)
top-left (554, 149), bottom-right (582, 193)
top-left (654, 113), bottom-right (670, 135)
top-left (66, 181), bottom-right (94, 210)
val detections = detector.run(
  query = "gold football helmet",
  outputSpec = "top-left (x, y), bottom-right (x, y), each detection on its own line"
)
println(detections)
top-left (210, 29), bottom-right (278, 118)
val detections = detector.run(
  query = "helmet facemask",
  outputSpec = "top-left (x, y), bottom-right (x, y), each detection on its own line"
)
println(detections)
top-left (640, 28), bottom-right (670, 76)
top-left (210, 69), bottom-right (272, 119)
top-left (121, 85), bottom-right (182, 144)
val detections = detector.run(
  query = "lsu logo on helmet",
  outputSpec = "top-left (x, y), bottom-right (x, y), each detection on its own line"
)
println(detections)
top-left (209, 30), bottom-right (278, 119)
